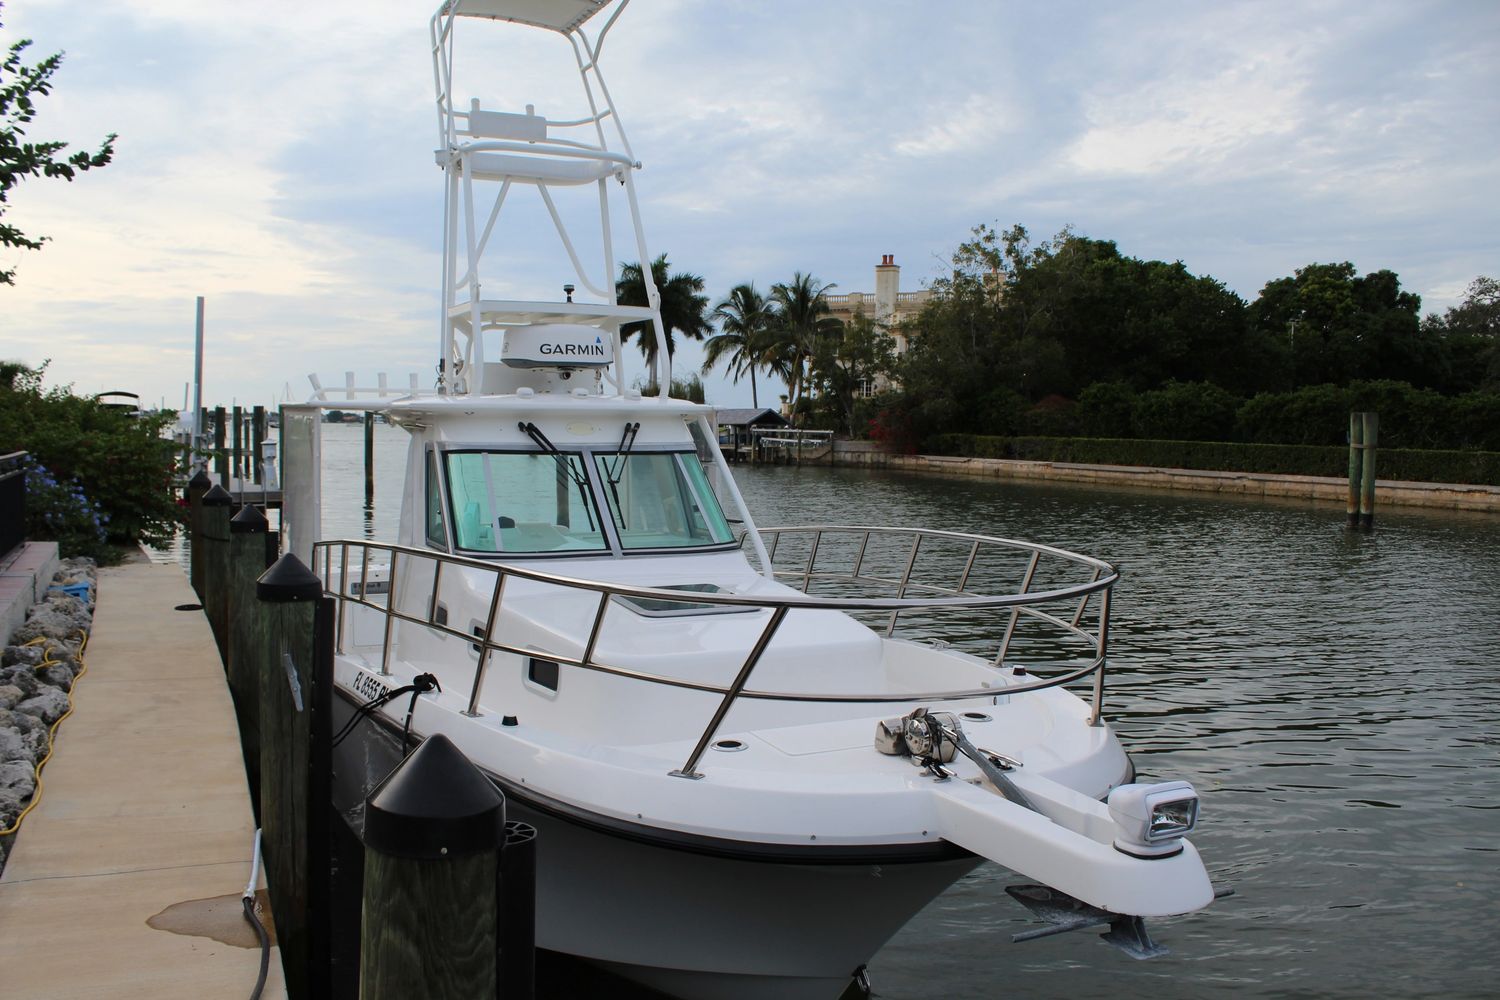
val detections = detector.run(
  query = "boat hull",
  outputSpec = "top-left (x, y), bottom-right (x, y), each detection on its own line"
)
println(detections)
top-left (332, 693), bottom-right (982, 1000)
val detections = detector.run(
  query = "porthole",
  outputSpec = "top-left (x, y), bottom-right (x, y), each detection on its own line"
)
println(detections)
top-left (961, 711), bottom-right (992, 722)
top-left (711, 739), bottom-right (747, 752)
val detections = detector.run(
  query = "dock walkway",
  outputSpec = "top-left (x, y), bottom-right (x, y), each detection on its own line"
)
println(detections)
top-left (0, 561), bottom-right (285, 998)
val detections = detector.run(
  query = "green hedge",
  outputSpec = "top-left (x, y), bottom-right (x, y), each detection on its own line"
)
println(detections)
top-left (925, 434), bottom-right (1500, 486)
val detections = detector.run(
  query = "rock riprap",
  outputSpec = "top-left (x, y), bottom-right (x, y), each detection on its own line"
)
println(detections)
top-left (0, 558), bottom-right (97, 872)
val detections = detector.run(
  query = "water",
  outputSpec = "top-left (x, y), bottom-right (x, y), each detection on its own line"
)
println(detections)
top-left (237, 425), bottom-right (1500, 996)
top-left (728, 465), bottom-right (1500, 1000)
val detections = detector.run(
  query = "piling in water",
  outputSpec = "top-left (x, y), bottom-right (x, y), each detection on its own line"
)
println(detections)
top-left (1346, 412), bottom-right (1362, 529)
top-left (1360, 412), bottom-right (1379, 532)
top-left (233, 406), bottom-right (244, 483)
top-left (364, 411), bottom-right (376, 503)
top-left (252, 405), bottom-right (267, 485)
top-left (500, 821), bottom-right (538, 999)
top-left (214, 405), bottom-right (229, 487)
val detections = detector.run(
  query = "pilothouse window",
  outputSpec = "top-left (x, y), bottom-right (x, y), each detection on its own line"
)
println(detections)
top-left (444, 451), bottom-right (607, 553)
top-left (594, 451), bottom-right (733, 550)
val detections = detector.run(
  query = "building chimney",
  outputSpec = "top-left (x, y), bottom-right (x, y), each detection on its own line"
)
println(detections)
top-left (875, 254), bottom-right (899, 321)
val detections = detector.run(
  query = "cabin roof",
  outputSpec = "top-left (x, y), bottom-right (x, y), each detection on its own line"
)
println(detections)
top-left (714, 408), bottom-right (788, 429)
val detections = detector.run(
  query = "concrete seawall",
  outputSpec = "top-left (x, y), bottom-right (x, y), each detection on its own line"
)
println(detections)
top-left (829, 441), bottom-right (1500, 513)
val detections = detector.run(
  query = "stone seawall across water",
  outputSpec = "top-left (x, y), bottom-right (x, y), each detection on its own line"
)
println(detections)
top-left (829, 441), bottom-right (1500, 513)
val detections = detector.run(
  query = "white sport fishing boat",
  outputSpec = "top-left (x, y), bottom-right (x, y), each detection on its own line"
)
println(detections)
top-left (280, 3), bottom-right (1222, 998)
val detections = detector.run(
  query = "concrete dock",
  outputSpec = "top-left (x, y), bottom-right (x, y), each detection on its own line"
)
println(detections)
top-left (0, 560), bottom-right (285, 998)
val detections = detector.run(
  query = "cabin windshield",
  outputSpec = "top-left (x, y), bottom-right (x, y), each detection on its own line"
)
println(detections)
top-left (594, 451), bottom-right (734, 550)
top-left (444, 451), bottom-right (607, 553)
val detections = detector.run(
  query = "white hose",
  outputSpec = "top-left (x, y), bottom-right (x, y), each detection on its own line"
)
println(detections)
top-left (243, 828), bottom-right (263, 900)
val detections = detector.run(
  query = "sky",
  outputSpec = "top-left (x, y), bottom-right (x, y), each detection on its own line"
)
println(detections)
top-left (2, 0), bottom-right (1497, 412)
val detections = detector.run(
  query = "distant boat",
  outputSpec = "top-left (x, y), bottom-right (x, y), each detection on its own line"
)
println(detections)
top-left (93, 390), bottom-right (145, 418)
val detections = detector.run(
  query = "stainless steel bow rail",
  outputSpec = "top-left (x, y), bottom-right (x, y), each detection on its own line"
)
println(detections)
top-left (313, 526), bottom-right (1118, 778)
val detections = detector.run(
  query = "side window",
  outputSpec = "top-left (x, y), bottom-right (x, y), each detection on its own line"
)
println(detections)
top-left (425, 450), bottom-right (448, 549)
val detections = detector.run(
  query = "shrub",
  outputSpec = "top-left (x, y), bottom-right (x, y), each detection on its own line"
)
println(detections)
top-left (1131, 381), bottom-right (1240, 441)
top-left (0, 362), bottom-right (180, 556)
top-left (1075, 382), bottom-right (1137, 438)
top-left (1022, 394), bottom-right (1079, 437)
top-left (24, 460), bottom-right (108, 559)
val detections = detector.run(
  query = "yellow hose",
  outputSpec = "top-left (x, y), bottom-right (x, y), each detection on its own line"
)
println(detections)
top-left (0, 629), bottom-right (90, 838)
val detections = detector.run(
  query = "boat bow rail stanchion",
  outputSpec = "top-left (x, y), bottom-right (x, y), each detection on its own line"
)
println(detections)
top-left (312, 525), bottom-right (1119, 777)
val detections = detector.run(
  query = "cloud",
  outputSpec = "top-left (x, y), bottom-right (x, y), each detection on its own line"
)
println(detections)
top-left (2, 0), bottom-right (1496, 412)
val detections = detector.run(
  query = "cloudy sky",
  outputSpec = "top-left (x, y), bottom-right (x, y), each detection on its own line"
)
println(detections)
top-left (3, 0), bottom-right (1497, 411)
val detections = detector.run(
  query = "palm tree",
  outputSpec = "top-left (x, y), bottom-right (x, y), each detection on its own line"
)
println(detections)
top-left (770, 272), bottom-right (842, 418)
top-left (704, 283), bottom-right (778, 409)
top-left (617, 255), bottom-right (711, 392)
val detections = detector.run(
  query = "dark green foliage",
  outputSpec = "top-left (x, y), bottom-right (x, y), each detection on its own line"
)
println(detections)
top-left (1247, 262), bottom-right (1439, 389)
top-left (805, 314), bottom-right (897, 436)
top-left (928, 434), bottom-right (1500, 486)
top-left (1131, 381), bottom-right (1240, 441)
top-left (1, 6), bottom-right (116, 285)
top-left (1075, 382), bottom-right (1137, 438)
top-left (1233, 380), bottom-right (1497, 451)
top-left (0, 361), bottom-right (179, 558)
top-left (1420, 276), bottom-right (1500, 394)
top-left (884, 224), bottom-right (1490, 451)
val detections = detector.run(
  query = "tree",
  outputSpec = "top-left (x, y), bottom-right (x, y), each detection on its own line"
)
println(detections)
top-left (1, 4), bottom-right (116, 285)
top-left (616, 254), bottom-right (710, 391)
top-left (806, 313), bottom-right (897, 435)
top-left (1423, 276), bottom-right (1500, 393)
top-left (704, 283), bottom-right (778, 408)
top-left (1249, 262), bottom-right (1431, 389)
top-left (769, 271), bottom-right (841, 419)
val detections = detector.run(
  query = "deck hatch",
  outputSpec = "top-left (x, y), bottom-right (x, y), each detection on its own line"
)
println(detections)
top-left (612, 583), bottom-right (755, 618)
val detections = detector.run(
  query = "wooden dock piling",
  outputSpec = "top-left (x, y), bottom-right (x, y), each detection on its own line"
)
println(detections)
top-left (256, 553), bottom-right (335, 1000)
top-left (187, 470), bottom-right (211, 601)
top-left (253, 405), bottom-right (267, 485)
top-left (227, 503), bottom-right (273, 812)
top-left (201, 485), bottom-right (234, 659)
top-left (359, 734), bottom-right (506, 999)
top-left (233, 405), bottom-right (244, 482)
top-left (214, 405), bottom-right (229, 487)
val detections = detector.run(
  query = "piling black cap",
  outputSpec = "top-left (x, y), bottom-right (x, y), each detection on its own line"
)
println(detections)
top-left (189, 470), bottom-right (212, 489)
top-left (256, 552), bottom-right (323, 602)
top-left (363, 734), bottom-right (506, 860)
top-left (202, 484), bottom-right (234, 506)
top-left (230, 505), bottom-right (270, 533)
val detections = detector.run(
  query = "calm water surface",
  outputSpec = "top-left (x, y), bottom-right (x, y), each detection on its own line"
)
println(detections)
top-left (236, 426), bottom-right (1500, 998)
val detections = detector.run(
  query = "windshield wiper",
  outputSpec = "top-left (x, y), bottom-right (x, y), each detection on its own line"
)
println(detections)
top-left (606, 421), bottom-right (640, 528)
top-left (518, 421), bottom-right (596, 531)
